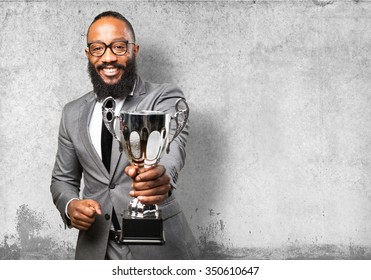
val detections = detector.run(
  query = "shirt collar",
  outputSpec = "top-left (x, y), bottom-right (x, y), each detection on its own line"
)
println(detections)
top-left (129, 77), bottom-right (137, 97)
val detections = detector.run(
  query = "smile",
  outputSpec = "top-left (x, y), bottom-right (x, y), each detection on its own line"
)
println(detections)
top-left (101, 67), bottom-right (121, 77)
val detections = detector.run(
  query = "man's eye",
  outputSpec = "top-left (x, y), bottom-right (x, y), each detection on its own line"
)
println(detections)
top-left (92, 46), bottom-right (103, 51)
top-left (114, 44), bottom-right (126, 50)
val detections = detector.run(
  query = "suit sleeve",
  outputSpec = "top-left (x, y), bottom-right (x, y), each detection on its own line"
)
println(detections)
top-left (154, 84), bottom-right (189, 189)
top-left (50, 106), bottom-right (82, 225)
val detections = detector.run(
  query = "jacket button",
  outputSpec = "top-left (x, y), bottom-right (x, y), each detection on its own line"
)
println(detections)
top-left (105, 214), bottom-right (110, 220)
top-left (109, 184), bottom-right (116, 189)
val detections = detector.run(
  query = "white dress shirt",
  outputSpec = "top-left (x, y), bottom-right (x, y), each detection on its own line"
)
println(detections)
top-left (89, 98), bottom-right (125, 159)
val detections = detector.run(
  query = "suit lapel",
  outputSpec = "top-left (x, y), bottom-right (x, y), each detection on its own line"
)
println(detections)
top-left (79, 92), bottom-right (110, 179)
top-left (110, 136), bottom-right (122, 176)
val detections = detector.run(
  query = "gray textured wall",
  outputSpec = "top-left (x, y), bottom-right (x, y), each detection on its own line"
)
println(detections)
top-left (1, 0), bottom-right (371, 259)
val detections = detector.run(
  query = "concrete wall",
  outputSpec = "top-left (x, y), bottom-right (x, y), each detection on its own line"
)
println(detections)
top-left (1, 0), bottom-right (371, 259)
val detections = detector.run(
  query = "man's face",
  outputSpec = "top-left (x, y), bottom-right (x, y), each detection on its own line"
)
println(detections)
top-left (85, 17), bottom-right (139, 85)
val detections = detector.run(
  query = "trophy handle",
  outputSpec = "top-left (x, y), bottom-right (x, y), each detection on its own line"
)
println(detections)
top-left (167, 98), bottom-right (189, 153)
top-left (102, 97), bottom-right (122, 152)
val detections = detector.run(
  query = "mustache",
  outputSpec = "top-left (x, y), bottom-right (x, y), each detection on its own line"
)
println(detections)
top-left (96, 62), bottom-right (125, 71)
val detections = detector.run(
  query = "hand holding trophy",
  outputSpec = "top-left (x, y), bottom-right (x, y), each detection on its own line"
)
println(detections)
top-left (102, 97), bottom-right (189, 244)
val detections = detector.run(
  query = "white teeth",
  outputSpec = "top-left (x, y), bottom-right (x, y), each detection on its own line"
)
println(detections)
top-left (104, 68), bottom-right (117, 72)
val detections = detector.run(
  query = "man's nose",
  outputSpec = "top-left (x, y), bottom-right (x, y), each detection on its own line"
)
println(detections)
top-left (101, 47), bottom-right (117, 62)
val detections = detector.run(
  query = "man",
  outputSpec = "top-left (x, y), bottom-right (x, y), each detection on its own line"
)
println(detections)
top-left (50, 11), bottom-right (199, 260)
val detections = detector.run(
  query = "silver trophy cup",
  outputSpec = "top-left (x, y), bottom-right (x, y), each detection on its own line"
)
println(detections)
top-left (102, 97), bottom-right (189, 244)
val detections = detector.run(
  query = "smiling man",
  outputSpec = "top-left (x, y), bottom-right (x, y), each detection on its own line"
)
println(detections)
top-left (50, 11), bottom-right (199, 260)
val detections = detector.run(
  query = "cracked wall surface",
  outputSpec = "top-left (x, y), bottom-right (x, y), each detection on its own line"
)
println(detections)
top-left (1, 0), bottom-right (371, 259)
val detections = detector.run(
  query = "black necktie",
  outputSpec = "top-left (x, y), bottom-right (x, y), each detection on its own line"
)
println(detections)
top-left (101, 120), bottom-right (121, 231)
top-left (101, 120), bottom-right (112, 173)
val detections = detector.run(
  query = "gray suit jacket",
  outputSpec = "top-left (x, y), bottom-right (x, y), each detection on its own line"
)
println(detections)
top-left (50, 76), bottom-right (199, 260)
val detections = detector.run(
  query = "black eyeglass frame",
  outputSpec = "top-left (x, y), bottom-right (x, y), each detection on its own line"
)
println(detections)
top-left (87, 40), bottom-right (136, 57)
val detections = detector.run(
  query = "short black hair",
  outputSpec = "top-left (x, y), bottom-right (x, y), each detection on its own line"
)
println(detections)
top-left (88, 11), bottom-right (136, 42)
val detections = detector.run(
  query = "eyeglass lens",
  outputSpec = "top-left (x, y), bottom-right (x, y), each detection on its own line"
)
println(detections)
top-left (89, 41), bottom-right (128, 56)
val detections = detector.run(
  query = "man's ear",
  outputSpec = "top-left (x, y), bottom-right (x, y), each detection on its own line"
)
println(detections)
top-left (85, 48), bottom-right (90, 58)
top-left (133, 44), bottom-right (140, 58)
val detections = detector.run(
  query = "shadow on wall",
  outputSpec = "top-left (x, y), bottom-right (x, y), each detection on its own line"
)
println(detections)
top-left (181, 108), bottom-right (231, 257)
top-left (136, 43), bottom-right (229, 255)
top-left (0, 204), bottom-right (74, 260)
top-left (137, 43), bottom-right (234, 258)
top-left (136, 41), bottom-right (176, 84)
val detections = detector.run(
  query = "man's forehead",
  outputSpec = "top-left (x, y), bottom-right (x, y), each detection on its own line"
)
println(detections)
top-left (87, 17), bottom-right (132, 40)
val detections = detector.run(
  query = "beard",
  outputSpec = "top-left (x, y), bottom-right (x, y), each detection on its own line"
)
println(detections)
top-left (88, 58), bottom-right (137, 102)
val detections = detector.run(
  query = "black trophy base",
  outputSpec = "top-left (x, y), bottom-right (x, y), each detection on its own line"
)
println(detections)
top-left (120, 210), bottom-right (165, 245)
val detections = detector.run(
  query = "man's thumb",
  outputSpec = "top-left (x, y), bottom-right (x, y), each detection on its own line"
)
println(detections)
top-left (87, 200), bottom-right (102, 215)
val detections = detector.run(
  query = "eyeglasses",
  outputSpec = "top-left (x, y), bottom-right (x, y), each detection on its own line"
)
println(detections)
top-left (87, 40), bottom-right (135, 57)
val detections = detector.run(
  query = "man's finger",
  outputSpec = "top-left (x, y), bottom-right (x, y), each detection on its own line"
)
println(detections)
top-left (70, 210), bottom-right (96, 224)
top-left (132, 175), bottom-right (171, 191)
top-left (90, 204), bottom-right (102, 216)
top-left (84, 199), bottom-right (102, 215)
top-left (125, 165), bottom-right (139, 178)
top-left (130, 184), bottom-right (170, 197)
top-left (135, 166), bottom-right (166, 182)
top-left (71, 218), bottom-right (94, 230)
top-left (137, 194), bottom-right (168, 205)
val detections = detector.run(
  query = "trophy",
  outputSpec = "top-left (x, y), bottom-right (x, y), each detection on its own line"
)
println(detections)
top-left (102, 97), bottom-right (189, 244)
